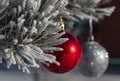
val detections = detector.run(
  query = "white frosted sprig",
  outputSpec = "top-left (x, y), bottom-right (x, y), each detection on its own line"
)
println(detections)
top-left (46, 32), bottom-right (66, 42)
top-left (41, 47), bottom-right (63, 51)
top-left (42, 5), bottom-right (54, 16)
top-left (2, 44), bottom-right (59, 73)
top-left (94, 7), bottom-right (115, 17)
top-left (30, 20), bottom-right (37, 35)
top-left (21, 27), bottom-right (28, 39)
top-left (23, 0), bottom-right (41, 12)
top-left (37, 38), bottom-right (69, 47)
top-left (65, 0), bottom-right (115, 21)
top-left (38, 18), bottom-right (49, 35)
top-left (0, 0), bottom-right (68, 73)
top-left (69, 6), bottom-right (116, 21)
top-left (0, 0), bottom-right (9, 19)
top-left (22, 37), bottom-right (33, 44)
top-left (72, 0), bottom-right (101, 7)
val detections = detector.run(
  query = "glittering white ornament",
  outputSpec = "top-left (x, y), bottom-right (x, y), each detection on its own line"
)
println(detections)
top-left (78, 41), bottom-right (109, 77)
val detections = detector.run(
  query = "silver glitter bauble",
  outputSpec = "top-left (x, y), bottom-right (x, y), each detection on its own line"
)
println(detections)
top-left (78, 41), bottom-right (109, 77)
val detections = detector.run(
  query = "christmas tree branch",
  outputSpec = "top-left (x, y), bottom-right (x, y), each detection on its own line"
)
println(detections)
top-left (0, 0), bottom-right (68, 73)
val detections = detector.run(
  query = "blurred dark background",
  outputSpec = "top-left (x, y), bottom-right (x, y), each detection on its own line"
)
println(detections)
top-left (96, 0), bottom-right (120, 58)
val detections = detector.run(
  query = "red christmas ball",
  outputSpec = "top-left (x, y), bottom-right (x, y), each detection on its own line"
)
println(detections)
top-left (43, 32), bottom-right (82, 73)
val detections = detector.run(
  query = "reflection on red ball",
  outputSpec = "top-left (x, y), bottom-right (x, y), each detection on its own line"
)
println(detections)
top-left (43, 32), bottom-right (82, 73)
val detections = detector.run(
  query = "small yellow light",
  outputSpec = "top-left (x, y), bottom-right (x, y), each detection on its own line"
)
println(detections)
top-left (59, 16), bottom-right (65, 30)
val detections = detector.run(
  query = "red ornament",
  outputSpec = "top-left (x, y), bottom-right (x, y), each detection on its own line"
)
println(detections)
top-left (43, 32), bottom-right (82, 73)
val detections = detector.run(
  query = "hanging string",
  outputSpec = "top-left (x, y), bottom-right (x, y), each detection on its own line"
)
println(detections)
top-left (88, 19), bottom-right (94, 41)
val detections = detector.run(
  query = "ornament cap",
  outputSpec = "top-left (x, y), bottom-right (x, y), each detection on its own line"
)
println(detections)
top-left (88, 35), bottom-right (94, 41)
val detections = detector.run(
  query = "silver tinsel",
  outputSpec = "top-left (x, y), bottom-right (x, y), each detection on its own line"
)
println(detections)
top-left (78, 41), bottom-right (109, 77)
